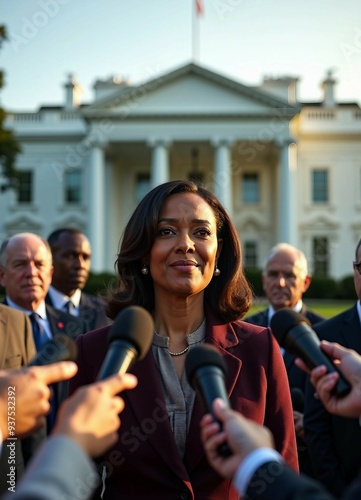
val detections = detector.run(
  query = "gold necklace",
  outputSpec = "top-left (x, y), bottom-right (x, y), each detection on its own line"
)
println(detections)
top-left (168, 346), bottom-right (189, 356)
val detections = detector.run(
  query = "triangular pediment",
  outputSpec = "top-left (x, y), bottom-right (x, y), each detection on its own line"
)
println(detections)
top-left (4, 214), bottom-right (43, 233)
top-left (241, 214), bottom-right (270, 232)
top-left (53, 214), bottom-right (86, 231)
top-left (300, 214), bottom-right (339, 230)
top-left (83, 63), bottom-right (299, 119)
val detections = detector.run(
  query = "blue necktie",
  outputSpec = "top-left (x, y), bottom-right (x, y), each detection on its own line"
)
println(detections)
top-left (30, 313), bottom-right (57, 432)
top-left (64, 301), bottom-right (74, 315)
top-left (30, 313), bottom-right (49, 351)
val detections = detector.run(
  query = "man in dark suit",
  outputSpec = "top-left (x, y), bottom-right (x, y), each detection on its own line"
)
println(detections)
top-left (46, 228), bottom-right (111, 331)
top-left (0, 305), bottom-right (37, 493)
top-left (200, 340), bottom-right (361, 500)
top-left (245, 242), bottom-right (325, 476)
top-left (0, 233), bottom-right (86, 428)
top-left (303, 238), bottom-right (361, 496)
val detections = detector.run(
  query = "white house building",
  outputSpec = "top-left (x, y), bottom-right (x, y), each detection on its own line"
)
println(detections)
top-left (2, 63), bottom-right (361, 279)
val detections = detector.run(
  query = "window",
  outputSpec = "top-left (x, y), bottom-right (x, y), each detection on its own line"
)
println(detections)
top-left (242, 173), bottom-right (260, 204)
top-left (312, 237), bottom-right (329, 276)
top-left (64, 169), bottom-right (82, 203)
top-left (312, 170), bottom-right (328, 203)
top-left (135, 174), bottom-right (150, 203)
top-left (244, 241), bottom-right (258, 268)
top-left (17, 171), bottom-right (32, 203)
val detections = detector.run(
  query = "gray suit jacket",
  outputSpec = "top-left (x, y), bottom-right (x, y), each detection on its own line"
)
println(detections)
top-left (4, 436), bottom-right (96, 500)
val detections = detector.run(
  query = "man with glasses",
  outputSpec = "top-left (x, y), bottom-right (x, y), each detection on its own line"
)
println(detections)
top-left (303, 237), bottom-right (361, 496)
top-left (245, 242), bottom-right (325, 328)
top-left (245, 242), bottom-right (325, 477)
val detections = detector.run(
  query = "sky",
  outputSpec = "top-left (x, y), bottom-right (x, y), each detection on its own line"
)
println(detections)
top-left (1, 0), bottom-right (361, 111)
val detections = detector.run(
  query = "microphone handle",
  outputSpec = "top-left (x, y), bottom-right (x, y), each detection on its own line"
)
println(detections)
top-left (97, 341), bottom-right (138, 380)
top-left (193, 367), bottom-right (233, 457)
top-left (286, 328), bottom-right (351, 398)
top-left (322, 350), bottom-right (351, 398)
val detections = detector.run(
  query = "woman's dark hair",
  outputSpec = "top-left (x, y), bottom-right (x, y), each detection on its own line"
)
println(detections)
top-left (106, 180), bottom-right (252, 322)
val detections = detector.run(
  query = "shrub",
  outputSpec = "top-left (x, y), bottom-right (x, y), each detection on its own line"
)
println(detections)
top-left (304, 276), bottom-right (338, 299)
top-left (337, 275), bottom-right (356, 300)
top-left (83, 272), bottom-right (117, 297)
top-left (244, 267), bottom-right (263, 297)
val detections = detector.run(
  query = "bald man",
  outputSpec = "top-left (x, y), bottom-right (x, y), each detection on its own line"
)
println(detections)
top-left (0, 233), bottom-right (86, 425)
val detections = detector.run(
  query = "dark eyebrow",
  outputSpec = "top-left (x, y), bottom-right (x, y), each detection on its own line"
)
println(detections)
top-left (158, 218), bottom-right (211, 224)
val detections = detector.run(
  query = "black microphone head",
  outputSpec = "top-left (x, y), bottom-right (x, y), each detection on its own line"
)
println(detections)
top-left (185, 344), bottom-right (228, 388)
top-left (108, 306), bottom-right (153, 361)
top-left (270, 309), bottom-right (311, 347)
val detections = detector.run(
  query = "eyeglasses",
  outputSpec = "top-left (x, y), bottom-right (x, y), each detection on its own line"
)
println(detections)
top-left (265, 270), bottom-right (297, 284)
top-left (353, 261), bottom-right (361, 275)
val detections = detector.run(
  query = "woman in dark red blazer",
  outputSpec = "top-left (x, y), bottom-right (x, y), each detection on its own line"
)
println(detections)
top-left (69, 180), bottom-right (298, 499)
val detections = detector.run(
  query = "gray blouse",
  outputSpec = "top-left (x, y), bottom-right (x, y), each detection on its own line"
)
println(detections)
top-left (151, 320), bottom-right (206, 459)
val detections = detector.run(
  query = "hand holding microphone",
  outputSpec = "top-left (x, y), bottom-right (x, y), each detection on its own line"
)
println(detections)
top-left (185, 344), bottom-right (232, 457)
top-left (300, 340), bottom-right (361, 418)
top-left (270, 309), bottom-right (351, 398)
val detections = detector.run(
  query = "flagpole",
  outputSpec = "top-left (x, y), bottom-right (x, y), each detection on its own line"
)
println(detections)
top-left (192, 0), bottom-right (202, 64)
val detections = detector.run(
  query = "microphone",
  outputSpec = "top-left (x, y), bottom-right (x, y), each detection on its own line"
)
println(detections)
top-left (96, 305), bottom-right (154, 380)
top-left (185, 344), bottom-right (232, 457)
top-left (270, 309), bottom-right (351, 398)
top-left (291, 387), bottom-right (305, 413)
top-left (28, 334), bottom-right (78, 366)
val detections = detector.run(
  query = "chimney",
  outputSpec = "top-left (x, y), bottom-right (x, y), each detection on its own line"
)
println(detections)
top-left (321, 70), bottom-right (336, 107)
top-left (64, 74), bottom-right (82, 110)
top-left (93, 75), bottom-right (129, 101)
top-left (258, 76), bottom-right (299, 104)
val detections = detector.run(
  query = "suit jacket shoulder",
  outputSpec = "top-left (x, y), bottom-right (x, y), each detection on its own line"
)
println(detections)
top-left (244, 309), bottom-right (269, 327)
top-left (79, 292), bottom-right (112, 330)
top-left (246, 460), bottom-right (361, 500)
top-left (46, 304), bottom-right (87, 339)
top-left (301, 306), bottom-right (327, 325)
top-left (0, 304), bottom-right (36, 369)
top-left (246, 461), bottom-right (333, 499)
top-left (6, 436), bottom-right (95, 500)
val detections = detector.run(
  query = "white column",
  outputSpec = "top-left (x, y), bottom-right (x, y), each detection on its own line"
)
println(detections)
top-left (277, 138), bottom-right (297, 244)
top-left (149, 139), bottom-right (170, 188)
top-left (88, 141), bottom-right (105, 272)
top-left (212, 139), bottom-right (233, 216)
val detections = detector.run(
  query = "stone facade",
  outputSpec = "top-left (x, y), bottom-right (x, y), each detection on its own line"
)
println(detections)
top-left (2, 63), bottom-right (360, 279)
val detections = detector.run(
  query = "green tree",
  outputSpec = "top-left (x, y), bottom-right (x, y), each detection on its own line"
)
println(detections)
top-left (0, 25), bottom-right (21, 191)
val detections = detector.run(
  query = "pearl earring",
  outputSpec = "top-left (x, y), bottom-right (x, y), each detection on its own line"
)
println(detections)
top-left (214, 266), bottom-right (221, 277)
top-left (141, 264), bottom-right (149, 275)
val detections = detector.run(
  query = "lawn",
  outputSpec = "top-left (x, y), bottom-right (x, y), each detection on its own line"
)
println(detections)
top-left (245, 300), bottom-right (355, 319)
